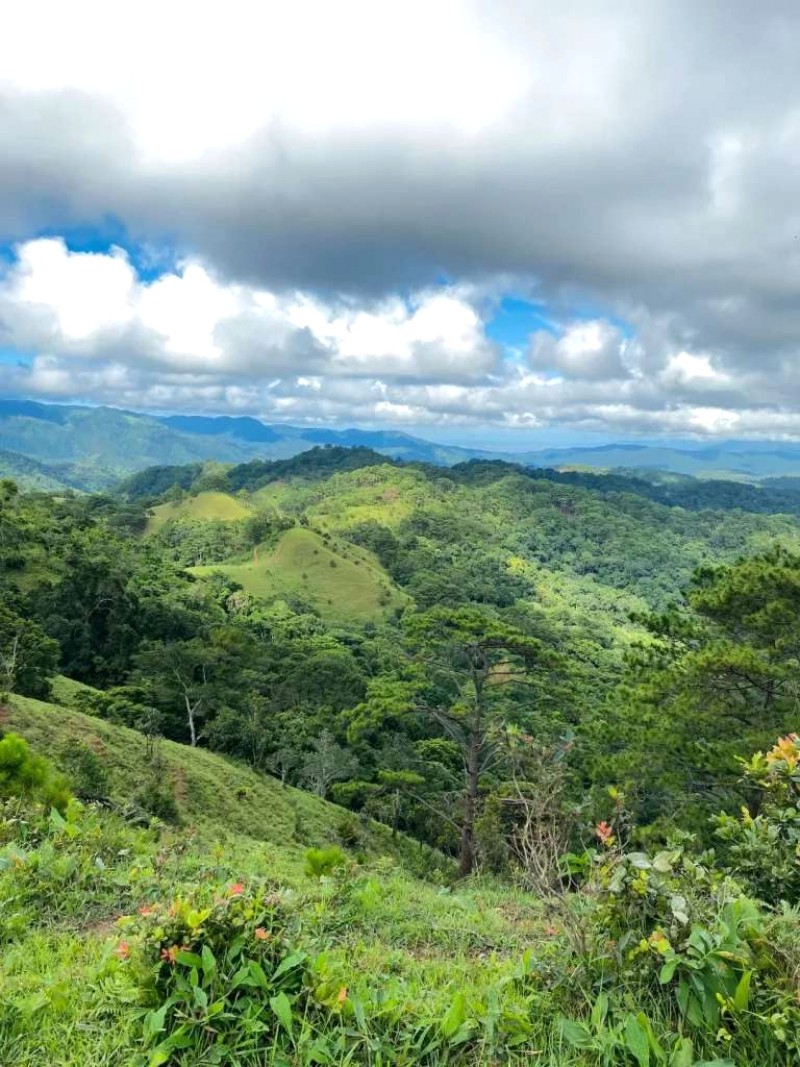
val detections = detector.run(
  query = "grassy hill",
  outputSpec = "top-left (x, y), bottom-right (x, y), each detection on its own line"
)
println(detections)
top-left (1, 692), bottom-right (433, 864)
top-left (2, 692), bottom-right (795, 1066)
top-left (191, 526), bottom-right (407, 623)
top-left (146, 490), bottom-right (254, 532)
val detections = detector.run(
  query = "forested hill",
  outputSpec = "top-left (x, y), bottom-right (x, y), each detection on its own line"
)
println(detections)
top-left (120, 444), bottom-right (800, 516)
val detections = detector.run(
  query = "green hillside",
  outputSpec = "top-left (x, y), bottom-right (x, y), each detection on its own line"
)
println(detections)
top-left (1, 696), bottom-right (550, 1065)
top-left (191, 526), bottom-right (407, 623)
top-left (146, 490), bottom-right (254, 532)
top-left (1, 693), bottom-right (432, 864)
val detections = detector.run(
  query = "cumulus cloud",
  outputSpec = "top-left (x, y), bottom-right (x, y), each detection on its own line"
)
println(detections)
top-left (3, 2), bottom-right (800, 436)
top-left (529, 321), bottom-right (631, 380)
top-left (0, 238), bottom-right (497, 385)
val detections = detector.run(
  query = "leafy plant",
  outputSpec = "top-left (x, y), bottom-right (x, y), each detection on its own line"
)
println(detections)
top-left (304, 845), bottom-right (348, 879)
top-left (0, 733), bottom-right (70, 810)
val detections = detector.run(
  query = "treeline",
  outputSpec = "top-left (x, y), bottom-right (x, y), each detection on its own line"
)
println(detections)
top-left (121, 445), bottom-right (800, 515)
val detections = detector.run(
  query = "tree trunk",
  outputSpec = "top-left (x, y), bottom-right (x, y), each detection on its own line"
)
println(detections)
top-left (458, 726), bottom-right (481, 878)
top-left (185, 694), bottom-right (199, 747)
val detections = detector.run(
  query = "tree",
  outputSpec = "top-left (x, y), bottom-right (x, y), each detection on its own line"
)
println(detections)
top-left (0, 603), bottom-right (59, 700)
top-left (300, 729), bottom-right (359, 797)
top-left (134, 635), bottom-right (233, 746)
top-left (597, 548), bottom-right (800, 836)
top-left (353, 607), bottom-right (554, 877)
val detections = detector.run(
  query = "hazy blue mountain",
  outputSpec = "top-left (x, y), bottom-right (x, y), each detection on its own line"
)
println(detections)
top-left (520, 442), bottom-right (800, 479)
top-left (3, 396), bottom-right (800, 490)
top-left (0, 449), bottom-right (118, 492)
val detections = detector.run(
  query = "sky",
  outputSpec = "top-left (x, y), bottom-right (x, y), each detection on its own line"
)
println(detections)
top-left (2, 1), bottom-right (800, 443)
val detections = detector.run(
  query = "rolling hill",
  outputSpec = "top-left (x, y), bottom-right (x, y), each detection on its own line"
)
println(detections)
top-left (190, 526), bottom-right (407, 623)
top-left (145, 489), bottom-right (254, 532)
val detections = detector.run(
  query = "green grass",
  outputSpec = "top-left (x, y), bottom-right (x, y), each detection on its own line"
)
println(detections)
top-left (191, 526), bottom-right (407, 623)
top-left (1, 694), bottom-right (423, 863)
top-left (1, 694), bottom-right (786, 1065)
top-left (0, 694), bottom-right (577, 1066)
top-left (146, 490), bottom-right (253, 532)
top-left (49, 674), bottom-right (101, 707)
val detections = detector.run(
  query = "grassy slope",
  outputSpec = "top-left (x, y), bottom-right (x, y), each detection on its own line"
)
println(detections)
top-left (192, 526), bottom-right (407, 623)
top-left (146, 490), bottom-right (253, 532)
top-left (1, 694), bottom-right (421, 861)
top-left (0, 695), bottom-right (559, 1066)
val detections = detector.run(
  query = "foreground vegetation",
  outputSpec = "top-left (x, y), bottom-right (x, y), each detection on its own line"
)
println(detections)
top-left (0, 707), bottom-right (797, 1065)
top-left (1, 450), bottom-right (799, 1063)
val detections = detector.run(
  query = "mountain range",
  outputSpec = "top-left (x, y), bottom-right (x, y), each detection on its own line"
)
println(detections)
top-left (3, 397), bottom-right (800, 491)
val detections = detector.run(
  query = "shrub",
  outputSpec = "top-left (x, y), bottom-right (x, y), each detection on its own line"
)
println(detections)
top-left (336, 814), bottom-right (364, 848)
top-left (0, 733), bottom-right (70, 811)
top-left (133, 773), bottom-right (180, 825)
top-left (124, 882), bottom-right (307, 1065)
top-left (714, 734), bottom-right (800, 905)
top-left (59, 741), bottom-right (109, 801)
top-left (0, 800), bottom-right (155, 942)
top-left (304, 845), bottom-right (348, 879)
top-left (572, 825), bottom-right (800, 1061)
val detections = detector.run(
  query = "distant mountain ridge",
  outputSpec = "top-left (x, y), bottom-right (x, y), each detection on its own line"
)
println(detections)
top-left (4, 396), bottom-right (800, 490)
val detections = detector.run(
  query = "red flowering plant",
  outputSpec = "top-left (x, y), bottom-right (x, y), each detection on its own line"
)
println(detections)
top-left (116, 878), bottom-right (310, 1063)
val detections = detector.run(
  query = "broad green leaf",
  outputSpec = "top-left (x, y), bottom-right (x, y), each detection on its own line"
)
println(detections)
top-left (556, 1018), bottom-right (593, 1049)
top-left (201, 944), bottom-right (216, 979)
top-left (248, 960), bottom-right (270, 990)
top-left (591, 991), bottom-right (609, 1028)
top-left (733, 969), bottom-right (751, 1011)
top-left (270, 992), bottom-right (294, 1039)
top-left (624, 1013), bottom-right (650, 1067)
top-left (175, 950), bottom-right (202, 969)
top-left (669, 1036), bottom-right (694, 1067)
top-left (143, 1002), bottom-right (169, 1040)
top-left (440, 992), bottom-right (467, 1038)
top-left (273, 952), bottom-right (306, 981)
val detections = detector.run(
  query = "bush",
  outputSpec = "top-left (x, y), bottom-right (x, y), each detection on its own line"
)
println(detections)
top-left (0, 799), bottom-right (155, 942)
top-left (0, 733), bottom-right (70, 811)
top-left (124, 882), bottom-right (307, 1065)
top-left (714, 734), bottom-right (800, 905)
top-left (133, 773), bottom-right (181, 825)
top-left (59, 741), bottom-right (109, 801)
top-left (304, 845), bottom-right (348, 879)
top-left (336, 814), bottom-right (364, 848)
top-left (570, 825), bottom-right (800, 1062)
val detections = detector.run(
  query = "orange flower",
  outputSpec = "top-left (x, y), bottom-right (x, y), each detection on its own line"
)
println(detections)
top-left (595, 821), bottom-right (614, 846)
top-left (336, 987), bottom-right (348, 1003)
top-left (161, 945), bottom-right (180, 965)
top-left (114, 941), bottom-right (130, 960)
top-left (254, 927), bottom-right (270, 940)
top-left (767, 734), bottom-right (799, 770)
top-left (138, 904), bottom-right (155, 917)
top-left (228, 882), bottom-right (245, 896)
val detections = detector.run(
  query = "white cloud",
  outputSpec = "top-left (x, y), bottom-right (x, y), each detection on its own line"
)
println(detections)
top-left (4, 3), bottom-right (800, 439)
top-left (0, 0), bottom-right (526, 163)
top-left (529, 321), bottom-right (631, 380)
top-left (661, 352), bottom-right (728, 386)
top-left (0, 238), bottom-right (496, 381)
top-left (4, 237), bottom-right (800, 439)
